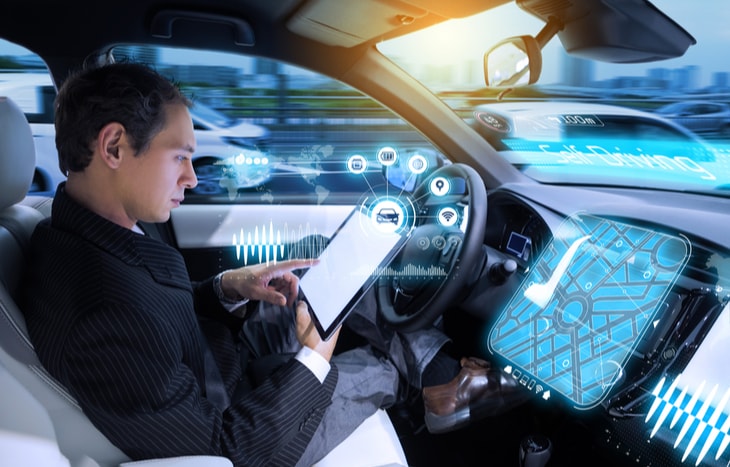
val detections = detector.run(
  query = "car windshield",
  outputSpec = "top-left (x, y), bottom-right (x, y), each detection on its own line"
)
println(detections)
top-left (378, 0), bottom-right (730, 196)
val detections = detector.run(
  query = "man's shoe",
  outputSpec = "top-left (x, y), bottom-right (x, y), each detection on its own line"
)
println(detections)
top-left (422, 357), bottom-right (530, 433)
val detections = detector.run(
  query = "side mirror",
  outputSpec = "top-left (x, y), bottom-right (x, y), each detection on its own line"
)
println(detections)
top-left (483, 35), bottom-right (542, 87)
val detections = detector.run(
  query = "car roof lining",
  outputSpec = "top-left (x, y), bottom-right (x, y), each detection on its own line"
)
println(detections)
top-left (0, 0), bottom-right (508, 79)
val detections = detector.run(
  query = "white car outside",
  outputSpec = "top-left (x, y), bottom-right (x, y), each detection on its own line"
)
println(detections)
top-left (470, 101), bottom-right (718, 192)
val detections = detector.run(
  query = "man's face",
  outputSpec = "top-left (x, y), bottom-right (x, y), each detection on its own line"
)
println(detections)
top-left (118, 103), bottom-right (197, 224)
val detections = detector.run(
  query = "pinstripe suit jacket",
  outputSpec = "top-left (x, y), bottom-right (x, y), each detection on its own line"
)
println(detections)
top-left (22, 184), bottom-right (337, 467)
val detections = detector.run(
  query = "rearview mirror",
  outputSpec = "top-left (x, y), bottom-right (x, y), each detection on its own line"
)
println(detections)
top-left (483, 17), bottom-right (562, 88)
top-left (483, 35), bottom-right (542, 87)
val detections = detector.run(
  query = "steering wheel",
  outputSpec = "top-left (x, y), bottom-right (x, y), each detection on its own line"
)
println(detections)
top-left (377, 163), bottom-right (487, 332)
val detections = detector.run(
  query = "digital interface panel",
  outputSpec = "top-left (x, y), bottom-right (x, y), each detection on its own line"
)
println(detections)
top-left (645, 302), bottom-right (730, 466)
top-left (488, 213), bottom-right (690, 409)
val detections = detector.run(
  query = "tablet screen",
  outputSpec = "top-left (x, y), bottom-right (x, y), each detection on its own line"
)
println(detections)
top-left (299, 208), bottom-right (406, 339)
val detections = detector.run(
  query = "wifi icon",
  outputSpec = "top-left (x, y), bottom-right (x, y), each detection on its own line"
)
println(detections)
top-left (438, 207), bottom-right (458, 226)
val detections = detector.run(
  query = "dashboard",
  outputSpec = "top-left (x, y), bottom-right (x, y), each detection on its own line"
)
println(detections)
top-left (455, 184), bottom-right (730, 466)
top-left (484, 191), bottom-right (552, 267)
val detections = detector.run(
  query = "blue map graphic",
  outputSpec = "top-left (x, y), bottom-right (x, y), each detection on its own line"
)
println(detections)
top-left (488, 214), bottom-right (690, 409)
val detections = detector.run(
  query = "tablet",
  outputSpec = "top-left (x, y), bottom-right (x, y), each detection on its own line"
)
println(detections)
top-left (299, 207), bottom-right (409, 340)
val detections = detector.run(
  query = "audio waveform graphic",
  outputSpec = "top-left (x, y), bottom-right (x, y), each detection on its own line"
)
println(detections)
top-left (646, 374), bottom-right (730, 465)
top-left (373, 263), bottom-right (447, 278)
top-left (231, 222), bottom-right (327, 265)
top-left (323, 263), bottom-right (447, 281)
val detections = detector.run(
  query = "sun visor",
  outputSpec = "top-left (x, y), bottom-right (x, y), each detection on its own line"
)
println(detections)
top-left (287, 0), bottom-right (428, 47)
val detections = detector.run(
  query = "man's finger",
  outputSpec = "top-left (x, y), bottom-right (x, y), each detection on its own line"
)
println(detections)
top-left (296, 301), bottom-right (316, 335)
top-left (287, 275), bottom-right (299, 305)
top-left (264, 290), bottom-right (288, 306)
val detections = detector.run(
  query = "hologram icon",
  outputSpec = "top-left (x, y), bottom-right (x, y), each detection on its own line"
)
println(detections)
top-left (408, 154), bottom-right (428, 174)
top-left (430, 176), bottom-right (449, 196)
top-left (438, 207), bottom-right (458, 227)
top-left (377, 147), bottom-right (397, 166)
top-left (347, 155), bottom-right (367, 174)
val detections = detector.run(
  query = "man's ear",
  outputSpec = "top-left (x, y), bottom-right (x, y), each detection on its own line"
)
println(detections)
top-left (96, 122), bottom-right (126, 169)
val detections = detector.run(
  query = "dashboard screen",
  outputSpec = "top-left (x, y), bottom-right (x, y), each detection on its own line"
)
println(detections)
top-left (488, 213), bottom-right (690, 409)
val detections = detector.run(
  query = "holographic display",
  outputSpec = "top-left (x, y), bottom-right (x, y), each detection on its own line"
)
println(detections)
top-left (488, 213), bottom-right (690, 409)
top-left (645, 302), bottom-right (730, 466)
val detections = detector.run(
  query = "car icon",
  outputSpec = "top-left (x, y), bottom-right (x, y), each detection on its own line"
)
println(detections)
top-left (376, 207), bottom-right (400, 225)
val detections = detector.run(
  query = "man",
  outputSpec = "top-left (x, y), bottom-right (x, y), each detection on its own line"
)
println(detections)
top-left (22, 62), bottom-right (525, 466)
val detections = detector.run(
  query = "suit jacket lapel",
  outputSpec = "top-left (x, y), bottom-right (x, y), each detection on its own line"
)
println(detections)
top-left (51, 183), bottom-right (192, 293)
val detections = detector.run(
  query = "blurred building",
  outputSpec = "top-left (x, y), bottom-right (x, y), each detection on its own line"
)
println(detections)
top-left (711, 71), bottom-right (730, 91)
top-left (562, 53), bottom-right (594, 87)
top-left (255, 58), bottom-right (280, 75)
top-left (670, 65), bottom-right (699, 91)
top-left (163, 64), bottom-right (241, 87)
top-left (113, 45), bottom-right (160, 65)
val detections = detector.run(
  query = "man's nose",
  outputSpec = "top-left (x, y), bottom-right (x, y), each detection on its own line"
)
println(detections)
top-left (183, 160), bottom-right (198, 189)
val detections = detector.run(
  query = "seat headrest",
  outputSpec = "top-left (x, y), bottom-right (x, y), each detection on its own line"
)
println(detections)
top-left (0, 97), bottom-right (36, 210)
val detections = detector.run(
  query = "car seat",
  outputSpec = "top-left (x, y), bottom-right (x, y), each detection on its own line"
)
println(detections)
top-left (0, 96), bottom-right (407, 467)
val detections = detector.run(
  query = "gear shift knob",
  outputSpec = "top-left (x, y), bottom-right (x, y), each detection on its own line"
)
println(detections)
top-left (519, 434), bottom-right (552, 467)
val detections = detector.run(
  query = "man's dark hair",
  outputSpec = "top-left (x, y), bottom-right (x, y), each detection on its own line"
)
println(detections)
top-left (55, 62), bottom-right (191, 174)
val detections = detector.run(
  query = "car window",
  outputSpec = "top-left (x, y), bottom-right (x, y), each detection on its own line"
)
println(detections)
top-left (0, 40), bottom-right (448, 201)
top-left (0, 40), bottom-right (59, 194)
top-left (112, 45), bottom-right (447, 205)
top-left (0, 43), bottom-right (51, 118)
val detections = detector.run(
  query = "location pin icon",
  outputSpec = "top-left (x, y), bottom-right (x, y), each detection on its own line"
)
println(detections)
top-left (431, 177), bottom-right (449, 196)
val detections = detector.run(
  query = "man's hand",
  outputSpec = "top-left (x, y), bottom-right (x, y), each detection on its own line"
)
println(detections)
top-left (220, 259), bottom-right (317, 307)
top-left (295, 301), bottom-right (340, 361)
